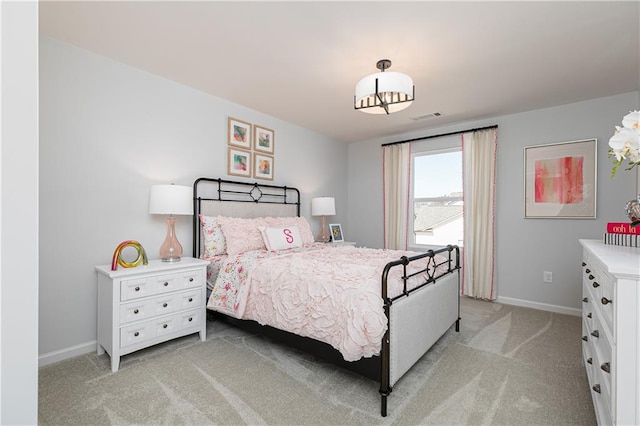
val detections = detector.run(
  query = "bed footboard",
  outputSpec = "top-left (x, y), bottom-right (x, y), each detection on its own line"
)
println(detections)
top-left (379, 245), bottom-right (461, 417)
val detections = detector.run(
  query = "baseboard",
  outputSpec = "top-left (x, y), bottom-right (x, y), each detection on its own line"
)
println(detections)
top-left (496, 296), bottom-right (581, 317)
top-left (39, 340), bottom-right (96, 367)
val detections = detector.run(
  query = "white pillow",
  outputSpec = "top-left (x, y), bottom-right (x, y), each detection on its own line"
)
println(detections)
top-left (259, 225), bottom-right (303, 251)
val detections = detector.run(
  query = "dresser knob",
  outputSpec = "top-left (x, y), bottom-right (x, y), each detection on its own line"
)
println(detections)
top-left (588, 274), bottom-right (595, 280)
top-left (134, 332), bottom-right (139, 337)
top-left (163, 303), bottom-right (168, 308)
top-left (188, 297), bottom-right (193, 302)
top-left (163, 282), bottom-right (169, 287)
top-left (163, 324), bottom-right (168, 329)
top-left (582, 262), bottom-right (587, 267)
top-left (585, 268), bottom-right (591, 273)
top-left (591, 330), bottom-right (599, 338)
top-left (133, 309), bottom-right (139, 314)
top-left (189, 277), bottom-right (194, 282)
top-left (601, 362), bottom-right (610, 374)
top-left (188, 317), bottom-right (193, 322)
top-left (592, 282), bottom-right (599, 288)
top-left (135, 286), bottom-right (140, 292)
top-left (582, 336), bottom-right (588, 342)
top-left (587, 357), bottom-right (593, 364)
top-left (582, 297), bottom-right (588, 303)
top-left (601, 297), bottom-right (612, 305)
top-left (587, 313), bottom-right (592, 319)
top-left (592, 384), bottom-right (601, 394)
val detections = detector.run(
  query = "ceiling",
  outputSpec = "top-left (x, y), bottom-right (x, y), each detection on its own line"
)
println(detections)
top-left (39, 1), bottom-right (640, 144)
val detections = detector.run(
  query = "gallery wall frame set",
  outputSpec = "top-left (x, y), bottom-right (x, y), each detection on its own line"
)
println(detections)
top-left (523, 138), bottom-right (597, 219)
top-left (227, 117), bottom-right (274, 180)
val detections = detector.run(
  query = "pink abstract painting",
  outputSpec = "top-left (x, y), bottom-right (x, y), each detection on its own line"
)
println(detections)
top-left (534, 156), bottom-right (584, 204)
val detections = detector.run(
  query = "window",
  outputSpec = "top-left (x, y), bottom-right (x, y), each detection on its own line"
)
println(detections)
top-left (410, 138), bottom-right (463, 248)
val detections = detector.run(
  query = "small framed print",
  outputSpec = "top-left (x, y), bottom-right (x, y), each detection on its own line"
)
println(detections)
top-left (329, 224), bottom-right (343, 242)
top-left (227, 148), bottom-right (252, 178)
top-left (254, 125), bottom-right (275, 154)
top-left (228, 117), bottom-right (252, 149)
top-left (253, 153), bottom-right (274, 181)
top-left (524, 138), bottom-right (597, 218)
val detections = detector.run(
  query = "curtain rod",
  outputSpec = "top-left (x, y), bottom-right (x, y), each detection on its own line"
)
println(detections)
top-left (381, 124), bottom-right (498, 147)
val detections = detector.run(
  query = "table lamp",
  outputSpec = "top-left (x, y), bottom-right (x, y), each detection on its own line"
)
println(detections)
top-left (149, 184), bottom-right (193, 262)
top-left (311, 197), bottom-right (336, 243)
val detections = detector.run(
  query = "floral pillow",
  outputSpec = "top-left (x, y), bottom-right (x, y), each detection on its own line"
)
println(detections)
top-left (199, 215), bottom-right (226, 258)
top-left (259, 225), bottom-right (303, 251)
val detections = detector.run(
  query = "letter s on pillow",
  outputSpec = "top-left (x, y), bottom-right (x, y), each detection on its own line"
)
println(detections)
top-left (259, 226), bottom-right (303, 251)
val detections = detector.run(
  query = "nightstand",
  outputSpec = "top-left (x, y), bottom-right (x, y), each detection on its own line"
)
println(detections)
top-left (96, 257), bottom-right (209, 372)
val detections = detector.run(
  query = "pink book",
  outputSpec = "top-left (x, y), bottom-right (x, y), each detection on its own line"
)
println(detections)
top-left (606, 222), bottom-right (639, 234)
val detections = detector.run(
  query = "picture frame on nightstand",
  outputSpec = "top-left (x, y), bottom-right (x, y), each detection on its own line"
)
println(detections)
top-left (329, 223), bottom-right (343, 242)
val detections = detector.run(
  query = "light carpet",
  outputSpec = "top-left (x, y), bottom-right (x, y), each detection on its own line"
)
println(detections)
top-left (39, 297), bottom-right (596, 425)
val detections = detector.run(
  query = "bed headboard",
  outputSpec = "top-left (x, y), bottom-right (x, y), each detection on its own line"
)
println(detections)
top-left (192, 178), bottom-right (301, 257)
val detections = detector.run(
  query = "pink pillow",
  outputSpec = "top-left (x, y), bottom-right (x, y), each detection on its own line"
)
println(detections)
top-left (264, 217), bottom-right (314, 244)
top-left (217, 216), bottom-right (267, 255)
top-left (259, 226), bottom-right (303, 251)
top-left (199, 215), bottom-right (226, 258)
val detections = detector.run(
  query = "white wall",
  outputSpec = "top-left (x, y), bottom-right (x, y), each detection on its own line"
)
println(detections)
top-left (38, 36), bottom-right (348, 362)
top-left (1, 1), bottom-right (39, 423)
top-left (349, 91), bottom-right (639, 314)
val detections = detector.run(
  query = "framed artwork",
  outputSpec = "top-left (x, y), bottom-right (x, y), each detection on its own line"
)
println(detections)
top-left (228, 117), bottom-right (252, 149)
top-left (227, 147), bottom-right (252, 178)
top-left (254, 125), bottom-right (275, 154)
top-left (524, 138), bottom-right (597, 218)
top-left (253, 153), bottom-right (274, 181)
top-left (329, 224), bottom-right (343, 242)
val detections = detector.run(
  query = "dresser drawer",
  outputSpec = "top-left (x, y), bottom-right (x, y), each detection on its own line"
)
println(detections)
top-left (120, 270), bottom-right (202, 301)
top-left (120, 308), bottom-right (202, 349)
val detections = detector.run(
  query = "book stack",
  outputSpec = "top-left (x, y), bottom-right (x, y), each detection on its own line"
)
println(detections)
top-left (603, 222), bottom-right (640, 247)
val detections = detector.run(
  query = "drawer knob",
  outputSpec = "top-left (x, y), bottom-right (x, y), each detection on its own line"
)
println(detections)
top-left (587, 313), bottom-right (592, 319)
top-left (163, 324), bottom-right (168, 329)
top-left (582, 336), bottom-right (588, 342)
top-left (188, 317), bottom-right (193, 322)
top-left (587, 357), bottom-right (593, 365)
top-left (582, 262), bottom-right (587, 267)
top-left (134, 332), bottom-right (139, 337)
top-left (164, 282), bottom-right (169, 287)
top-left (601, 297), bottom-right (612, 305)
top-left (133, 309), bottom-right (139, 314)
top-left (163, 303), bottom-right (168, 308)
top-left (588, 275), bottom-right (595, 280)
top-left (591, 330), bottom-right (599, 338)
top-left (592, 282), bottom-right (599, 288)
top-left (188, 297), bottom-right (193, 302)
top-left (592, 384), bottom-right (601, 394)
top-left (135, 286), bottom-right (140, 292)
top-left (582, 297), bottom-right (588, 303)
top-left (585, 268), bottom-right (591, 274)
top-left (189, 277), bottom-right (194, 282)
top-left (601, 362), bottom-right (610, 374)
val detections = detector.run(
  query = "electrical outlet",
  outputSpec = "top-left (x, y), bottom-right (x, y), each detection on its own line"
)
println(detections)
top-left (543, 271), bottom-right (553, 283)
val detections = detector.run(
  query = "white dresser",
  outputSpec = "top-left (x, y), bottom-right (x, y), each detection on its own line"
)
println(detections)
top-left (580, 239), bottom-right (640, 425)
top-left (96, 257), bottom-right (209, 372)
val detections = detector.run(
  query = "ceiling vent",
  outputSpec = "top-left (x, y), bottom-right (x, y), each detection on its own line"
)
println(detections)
top-left (410, 112), bottom-right (442, 121)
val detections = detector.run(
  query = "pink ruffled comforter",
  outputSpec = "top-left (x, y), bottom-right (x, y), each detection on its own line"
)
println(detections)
top-left (207, 244), bottom-right (446, 361)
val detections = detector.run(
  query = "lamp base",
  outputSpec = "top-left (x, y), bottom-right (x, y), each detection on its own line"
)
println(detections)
top-left (316, 215), bottom-right (331, 243)
top-left (159, 216), bottom-right (183, 261)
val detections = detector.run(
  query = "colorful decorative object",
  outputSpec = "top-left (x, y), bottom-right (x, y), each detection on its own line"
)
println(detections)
top-left (111, 240), bottom-right (148, 271)
top-left (608, 110), bottom-right (640, 177)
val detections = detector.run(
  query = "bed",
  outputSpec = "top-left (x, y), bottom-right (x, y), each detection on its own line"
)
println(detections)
top-left (192, 177), bottom-right (461, 417)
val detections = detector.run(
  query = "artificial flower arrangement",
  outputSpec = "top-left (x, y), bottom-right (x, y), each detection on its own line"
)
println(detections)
top-left (609, 110), bottom-right (640, 177)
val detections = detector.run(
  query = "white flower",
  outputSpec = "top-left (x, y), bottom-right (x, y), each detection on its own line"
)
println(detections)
top-left (609, 110), bottom-right (640, 177)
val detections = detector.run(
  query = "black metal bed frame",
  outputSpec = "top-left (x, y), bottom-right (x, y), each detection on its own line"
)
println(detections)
top-left (193, 177), bottom-right (460, 417)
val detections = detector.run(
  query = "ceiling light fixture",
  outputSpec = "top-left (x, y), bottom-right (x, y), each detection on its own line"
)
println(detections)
top-left (354, 59), bottom-right (414, 115)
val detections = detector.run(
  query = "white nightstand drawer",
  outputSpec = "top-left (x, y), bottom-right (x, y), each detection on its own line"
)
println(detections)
top-left (120, 322), bottom-right (154, 348)
top-left (121, 271), bottom-right (201, 301)
top-left (120, 299), bottom-right (152, 324)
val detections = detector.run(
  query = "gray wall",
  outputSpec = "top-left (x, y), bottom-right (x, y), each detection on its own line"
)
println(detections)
top-left (38, 36), bottom-right (348, 362)
top-left (1, 1), bottom-right (39, 423)
top-left (348, 91), bottom-right (639, 314)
